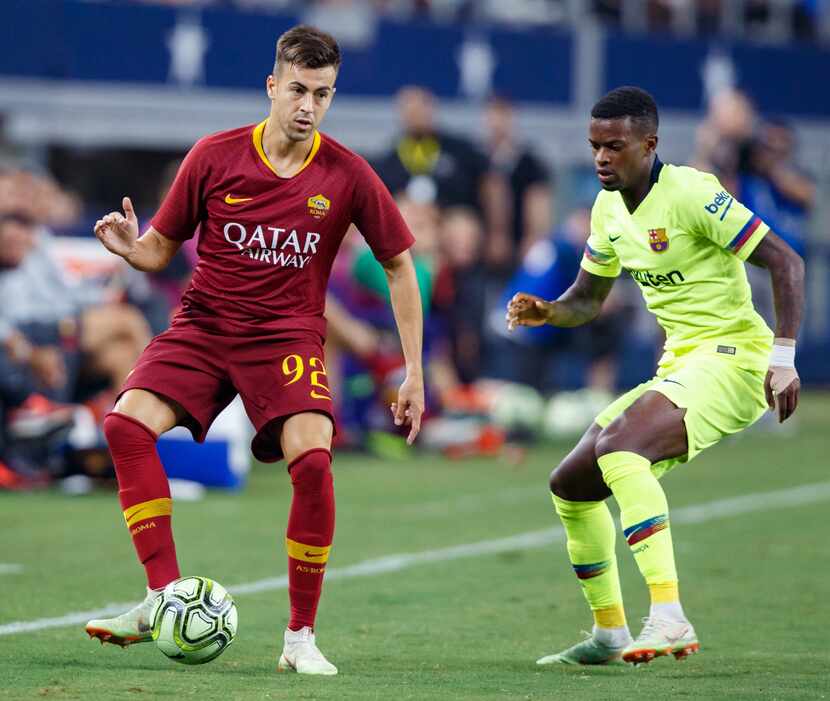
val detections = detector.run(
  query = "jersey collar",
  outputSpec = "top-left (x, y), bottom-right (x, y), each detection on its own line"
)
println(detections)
top-left (252, 119), bottom-right (321, 179)
top-left (649, 156), bottom-right (664, 188)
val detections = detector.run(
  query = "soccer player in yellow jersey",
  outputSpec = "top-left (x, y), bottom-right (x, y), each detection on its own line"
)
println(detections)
top-left (507, 87), bottom-right (804, 666)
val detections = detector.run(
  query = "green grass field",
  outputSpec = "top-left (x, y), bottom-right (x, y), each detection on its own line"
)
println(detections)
top-left (1, 396), bottom-right (829, 700)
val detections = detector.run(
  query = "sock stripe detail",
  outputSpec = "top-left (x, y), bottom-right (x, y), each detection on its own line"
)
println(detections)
top-left (123, 497), bottom-right (172, 527)
top-left (572, 560), bottom-right (611, 580)
top-left (623, 514), bottom-right (669, 546)
top-left (285, 537), bottom-right (331, 564)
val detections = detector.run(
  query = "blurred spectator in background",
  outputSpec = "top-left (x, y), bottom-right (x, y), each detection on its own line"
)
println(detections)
top-left (482, 95), bottom-right (553, 271)
top-left (488, 207), bottom-right (631, 393)
top-left (432, 207), bottom-right (487, 383)
top-left (326, 196), bottom-right (437, 450)
top-left (692, 88), bottom-right (756, 192)
top-left (372, 85), bottom-right (511, 270)
top-left (738, 119), bottom-right (815, 258)
top-left (0, 210), bottom-right (151, 409)
top-left (693, 90), bottom-right (815, 326)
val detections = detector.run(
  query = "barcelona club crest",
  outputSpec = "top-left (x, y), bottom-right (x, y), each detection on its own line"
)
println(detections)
top-left (648, 228), bottom-right (669, 253)
top-left (307, 193), bottom-right (330, 219)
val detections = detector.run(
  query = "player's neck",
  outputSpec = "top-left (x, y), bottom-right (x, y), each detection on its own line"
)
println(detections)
top-left (261, 119), bottom-right (317, 177)
top-left (621, 154), bottom-right (660, 213)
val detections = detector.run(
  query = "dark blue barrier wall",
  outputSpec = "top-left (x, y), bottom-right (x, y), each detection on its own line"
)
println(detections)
top-left (605, 32), bottom-right (830, 117)
top-left (1, 0), bottom-right (572, 102)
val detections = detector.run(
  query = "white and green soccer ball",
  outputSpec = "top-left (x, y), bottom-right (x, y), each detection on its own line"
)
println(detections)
top-left (150, 576), bottom-right (238, 665)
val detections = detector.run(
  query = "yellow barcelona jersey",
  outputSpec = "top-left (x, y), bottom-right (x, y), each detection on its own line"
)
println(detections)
top-left (581, 161), bottom-right (773, 371)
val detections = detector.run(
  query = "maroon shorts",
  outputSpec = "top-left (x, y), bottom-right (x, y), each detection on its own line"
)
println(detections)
top-left (120, 319), bottom-right (334, 462)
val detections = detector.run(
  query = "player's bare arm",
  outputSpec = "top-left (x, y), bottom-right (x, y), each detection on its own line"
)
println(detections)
top-left (94, 196), bottom-right (182, 273)
top-left (382, 249), bottom-right (424, 444)
top-left (506, 268), bottom-right (615, 331)
top-left (747, 231), bottom-right (805, 422)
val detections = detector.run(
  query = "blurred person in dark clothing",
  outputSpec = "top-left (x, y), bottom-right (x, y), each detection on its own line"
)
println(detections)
top-left (431, 206), bottom-right (487, 382)
top-left (692, 88), bottom-right (756, 192)
top-left (372, 85), bottom-right (511, 269)
top-left (489, 208), bottom-right (630, 392)
top-left (739, 120), bottom-right (814, 257)
top-left (483, 95), bottom-right (553, 271)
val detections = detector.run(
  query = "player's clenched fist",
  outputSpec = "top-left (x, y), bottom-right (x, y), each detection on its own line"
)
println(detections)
top-left (94, 196), bottom-right (139, 259)
top-left (506, 292), bottom-right (554, 331)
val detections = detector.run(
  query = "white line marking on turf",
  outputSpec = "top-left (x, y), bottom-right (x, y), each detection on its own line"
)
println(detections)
top-left (2, 480), bottom-right (829, 637)
top-left (0, 564), bottom-right (23, 575)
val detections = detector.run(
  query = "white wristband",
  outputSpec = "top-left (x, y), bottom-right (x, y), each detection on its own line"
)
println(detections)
top-left (769, 343), bottom-right (796, 368)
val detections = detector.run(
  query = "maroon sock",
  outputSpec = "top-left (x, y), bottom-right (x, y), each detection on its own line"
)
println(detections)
top-left (285, 448), bottom-right (335, 631)
top-left (103, 412), bottom-right (180, 590)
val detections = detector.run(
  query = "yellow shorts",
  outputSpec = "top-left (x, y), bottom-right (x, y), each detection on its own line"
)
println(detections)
top-left (595, 352), bottom-right (768, 478)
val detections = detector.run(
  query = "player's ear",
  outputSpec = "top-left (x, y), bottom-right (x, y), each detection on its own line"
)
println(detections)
top-left (645, 133), bottom-right (658, 154)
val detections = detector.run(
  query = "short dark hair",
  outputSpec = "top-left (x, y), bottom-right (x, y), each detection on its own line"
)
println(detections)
top-left (274, 25), bottom-right (341, 74)
top-left (591, 86), bottom-right (659, 134)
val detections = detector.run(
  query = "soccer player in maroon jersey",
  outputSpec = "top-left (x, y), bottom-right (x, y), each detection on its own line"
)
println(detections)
top-left (84, 26), bottom-right (424, 675)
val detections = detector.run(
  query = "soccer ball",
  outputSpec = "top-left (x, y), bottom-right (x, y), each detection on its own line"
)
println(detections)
top-left (150, 576), bottom-right (238, 665)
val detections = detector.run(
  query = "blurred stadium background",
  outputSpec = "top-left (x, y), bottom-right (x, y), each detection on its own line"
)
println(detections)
top-left (2, 0), bottom-right (828, 488)
top-left (2, 2), bottom-right (830, 698)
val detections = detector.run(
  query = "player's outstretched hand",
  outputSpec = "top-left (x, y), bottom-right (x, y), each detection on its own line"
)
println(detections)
top-left (505, 292), bottom-right (554, 331)
top-left (765, 367), bottom-right (800, 423)
top-left (391, 374), bottom-right (424, 445)
top-left (94, 196), bottom-right (139, 260)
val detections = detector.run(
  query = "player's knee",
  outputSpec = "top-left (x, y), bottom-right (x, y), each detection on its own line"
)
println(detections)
top-left (594, 424), bottom-right (626, 459)
top-left (288, 448), bottom-right (332, 491)
top-left (549, 462), bottom-right (576, 500)
top-left (103, 412), bottom-right (157, 449)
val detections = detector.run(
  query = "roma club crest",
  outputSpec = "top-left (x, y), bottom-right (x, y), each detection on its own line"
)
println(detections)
top-left (307, 193), bottom-right (331, 219)
top-left (648, 228), bottom-right (669, 253)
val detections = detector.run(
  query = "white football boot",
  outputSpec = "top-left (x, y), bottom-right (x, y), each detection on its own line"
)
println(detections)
top-left (85, 588), bottom-right (160, 647)
top-left (537, 629), bottom-right (630, 666)
top-left (622, 616), bottom-right (700, 664)
top-left (278, 627), bottom-right (338, 675)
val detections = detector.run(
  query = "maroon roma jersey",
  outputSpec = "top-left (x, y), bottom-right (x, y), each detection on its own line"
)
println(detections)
top-left (151, 121), bottom-right (415, 336)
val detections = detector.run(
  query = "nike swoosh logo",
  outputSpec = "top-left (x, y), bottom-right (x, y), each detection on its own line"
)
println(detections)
top-left (225, 194), bottom-right (253, 205)
top-left (662, 379), bottom-right (685, 388)
top-left (609, 235), bottom-right (622, 242)
top-left (304, 551), bottom-right (326, 558)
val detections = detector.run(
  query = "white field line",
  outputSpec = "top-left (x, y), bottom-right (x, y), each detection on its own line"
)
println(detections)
top-left (2, 480), bottom-right (829, 637)
top-left (0, 564), bottom-right (23, 575)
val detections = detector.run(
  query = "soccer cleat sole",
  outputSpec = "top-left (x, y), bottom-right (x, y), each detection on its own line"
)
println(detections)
top-left (86, 627), bottom-right (151, 648)
top-left (277, 653), bottom-right (338, 675)
top-left (622, 642), bottom-right (700, 665)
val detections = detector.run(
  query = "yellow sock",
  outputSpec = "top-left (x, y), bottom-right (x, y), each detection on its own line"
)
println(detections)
top-left (552, 494), bottom-right (627, 629)
top-left (594, 605), bottom-right (627, 628)
top-left (649, 581), bottom-right (679, 604)
top-left (597, 451), bottom-right (678, 586)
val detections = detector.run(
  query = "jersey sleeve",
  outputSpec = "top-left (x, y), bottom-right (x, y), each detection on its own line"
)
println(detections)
top-left (350, 156), bottom-right (415, 262)
top-left (150, 138), bottom-right (210, 241)
top-left (580, 199), bottom-right (621, 278)
top-left (678, 169), bottom-right (769, 261)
